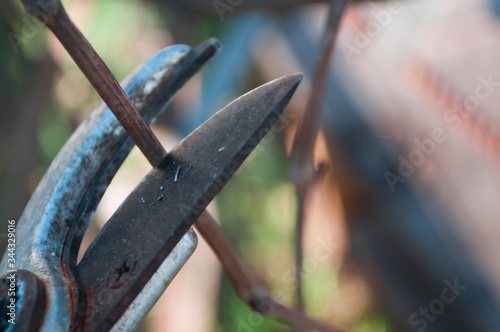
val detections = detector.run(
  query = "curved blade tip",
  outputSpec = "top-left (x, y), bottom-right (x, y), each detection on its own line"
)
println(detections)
top-left (278, 72), bottom-right (303, 86)
top-left (267, 72), bottom-right (303, 96)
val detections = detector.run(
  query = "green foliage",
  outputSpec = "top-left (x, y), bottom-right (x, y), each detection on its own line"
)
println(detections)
top-left (352, 314), bottom-right (390, 332)
top-left (38, 110), bottom-right (72, 164)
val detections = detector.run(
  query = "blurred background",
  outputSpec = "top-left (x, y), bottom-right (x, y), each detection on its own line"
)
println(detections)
top-left (2, 0), bottom-right (500, 331)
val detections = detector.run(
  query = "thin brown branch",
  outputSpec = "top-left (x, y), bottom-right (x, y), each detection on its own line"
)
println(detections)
top-left (22, 0), bottom-right (166, 166)
top-left (289, 0), bottom-right (349, 310)
top-left (195, 213), bottom-right (345, 332)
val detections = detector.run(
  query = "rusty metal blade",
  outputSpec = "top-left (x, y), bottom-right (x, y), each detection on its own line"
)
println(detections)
top-left (0, 41), bottom-right (219, 332)
top-left (76, 73), bottom-right (302, 331)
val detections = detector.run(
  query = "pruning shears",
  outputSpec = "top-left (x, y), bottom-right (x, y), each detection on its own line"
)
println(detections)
top-left (0, 38), bottom-right (301, 331)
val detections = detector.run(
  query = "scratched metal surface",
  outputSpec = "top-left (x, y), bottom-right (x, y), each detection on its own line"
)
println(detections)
top-left (76, 74), bottom-right (302, 331)
top-left (0, 44), bottom-right (204, 331)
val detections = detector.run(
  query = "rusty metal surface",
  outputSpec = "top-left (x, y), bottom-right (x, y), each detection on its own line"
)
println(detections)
top-left (76, 73), bottom-right (302, 331)
top-left (0, 41), bottom-right (219, 332)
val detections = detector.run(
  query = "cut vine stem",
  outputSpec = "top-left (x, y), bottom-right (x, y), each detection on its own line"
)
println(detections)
top-left (289, 0), bottom-right (350, 312)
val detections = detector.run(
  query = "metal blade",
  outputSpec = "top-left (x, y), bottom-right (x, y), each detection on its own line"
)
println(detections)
top-left (76, 73), bottom-right (302, 331)
top-left (0, 41), bottom-right (220, 332)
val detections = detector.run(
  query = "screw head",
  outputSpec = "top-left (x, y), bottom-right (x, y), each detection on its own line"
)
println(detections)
top-left (107, 254), bottom-right (137, 289)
